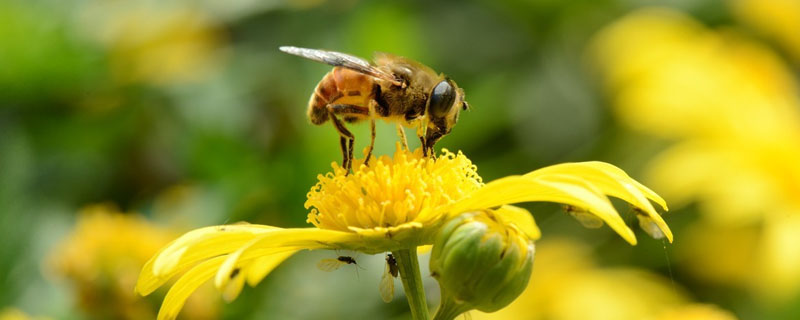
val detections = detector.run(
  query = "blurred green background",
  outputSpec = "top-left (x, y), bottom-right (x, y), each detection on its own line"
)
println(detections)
top-left (2, 0), bottom-right (799, 319)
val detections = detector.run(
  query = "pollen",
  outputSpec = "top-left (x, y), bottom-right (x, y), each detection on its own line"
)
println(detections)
top-left (305, 144), bottom-right (483, 233)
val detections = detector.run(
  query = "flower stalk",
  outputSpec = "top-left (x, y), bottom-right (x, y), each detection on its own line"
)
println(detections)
top-left (432, 292), bottom-right (469, 320)
top-left (393, 248), bottom-right (430, 320)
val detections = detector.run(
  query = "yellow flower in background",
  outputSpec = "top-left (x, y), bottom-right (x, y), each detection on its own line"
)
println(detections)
top-left (0, 308), bottom-right (49, 320)
top-left (48, 204), bottom-right (219, 320)
top-left (473, 239), bottom-right (737, 320)
top-left (732, 0), bottom-right (800, 63)
top-left (76, 2), bottom-right (224, 85)
top-left (591, 8), bottom-right (800, 302)
top-left (656, 304), bottom-right (739, 320)
top-left (591, 8), bottom-right (800, 142)
top-left (137, 146), bottom-right (671, 319)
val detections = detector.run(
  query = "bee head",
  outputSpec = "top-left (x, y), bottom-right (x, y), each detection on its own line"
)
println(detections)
top-left (428, 79), bottom-right (456, 118)
top-left (424, 78), bottom-right (466, 154)
top-left (427, 78), bottom-right (467, 132)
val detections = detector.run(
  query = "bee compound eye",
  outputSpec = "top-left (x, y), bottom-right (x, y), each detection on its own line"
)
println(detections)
top-left (428, 80), bottom-right (456, 118)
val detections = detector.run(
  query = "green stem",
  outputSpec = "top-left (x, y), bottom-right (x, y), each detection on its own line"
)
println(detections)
top-left (432, 289), bottom-right (469, 320)
top-left (393, 248), bottom-right (430, 320)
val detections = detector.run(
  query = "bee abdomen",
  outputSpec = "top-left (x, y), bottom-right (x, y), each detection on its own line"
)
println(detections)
top-left (307, 71), bottom-right (338, 125)
top-left (307, 93), bottom-right (330, 125)
top-left (307, 67), bottom-right (374, 125)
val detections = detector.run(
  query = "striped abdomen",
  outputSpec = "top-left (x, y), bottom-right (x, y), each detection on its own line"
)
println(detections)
top-left (307, 67), bottom-right (376, 125)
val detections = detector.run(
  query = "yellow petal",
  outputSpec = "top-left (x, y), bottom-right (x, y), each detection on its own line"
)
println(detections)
top-left (145, 227), bottom-right (361, 319)
top-left (246, 250), bottom-right (299, 286)
top-left (536, 176), bottom-right (637, 245)
top-left (537, 167), bottom-right (672, 243)
top-left (137, 224), bottom-right (274, 295)
top-left (214, 228), bottom-right (358, 290)
top-left (560, 161), bottom-right (670, 242)
top-left (452, 176), bottom-right (637, 245)
top-left (157, 256), bottom-right (226, 320)
top-left (530, 161), bottom-right (668, 210)
top-left (494, 205), bottom-right (541, 241)
top-left (221, 264), bottom-right (246, 302)
top-left (154, 224), bottom-right (277, 274)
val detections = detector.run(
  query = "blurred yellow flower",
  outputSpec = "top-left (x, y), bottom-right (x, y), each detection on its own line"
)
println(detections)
top-left (591, 8), bottom-right (800, 301)
top-left (77, 3), bottom-right (224, 85)
top-left (732, 0), bottom-right (800, 62)
top-left (137, 146), bottom-right (671, 319)
top-left (473, 239), bottom-right (737, 320)
top-left (48, 204), bottom-right (218, 320)
top-left (656, 304), bottom-right (738, 320)
top-left (0, 308), bottom-right (49, 320)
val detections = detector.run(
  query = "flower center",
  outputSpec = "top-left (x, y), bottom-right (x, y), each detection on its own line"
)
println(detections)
top-left (305, 145), bottom-right (483, 232)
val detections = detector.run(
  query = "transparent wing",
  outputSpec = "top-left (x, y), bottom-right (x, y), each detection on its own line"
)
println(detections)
top-left (279, 46), bottom-right (402, 86)
top-left (570, 211), bottom-right (604, 229)
top-left (565, 205), bottom-right (604, 229)
top-left (379, 262), bottom-right (395, 303)
top-left (317, 258), bottom-right (343, 272)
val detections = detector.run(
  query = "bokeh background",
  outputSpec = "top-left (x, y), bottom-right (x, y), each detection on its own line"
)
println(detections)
top-left (1, 0), bottom-right (799, 319)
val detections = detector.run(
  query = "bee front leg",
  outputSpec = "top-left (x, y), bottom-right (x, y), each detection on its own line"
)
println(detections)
top-left (424, 130), bottom-right (444, 159)
top-left (396, 124), bottom-right (409, 150)
top-left (416, 121), bottom-right (429, 157)
top-left (365, 118), bottom-right (376, 165)
top-left (364, 100), bottom-right (379, 166)
top-left (419, 135), bottom-right (428, 157)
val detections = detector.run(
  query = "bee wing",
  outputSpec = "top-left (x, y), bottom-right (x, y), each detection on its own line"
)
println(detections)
top-left (317, 258), bottom-right (343, 272)
top-left (379, 262), bottom-right (395, 303)
top-left (280, 46), bottom-right (402, 86)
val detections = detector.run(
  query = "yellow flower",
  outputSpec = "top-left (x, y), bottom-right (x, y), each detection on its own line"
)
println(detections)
top-left (0, 308), bottom-right (49, 320)
top-left (656, 304), bottom-right (739, 320)
top-left (77, 3), bottom-right (224, 85)
top-left (137, 145), bottom-right (671, 319)
top-left (591, 8), bottom-right (800, 302)
top-left (732, 0), bottom-right (800, 63)
top-left (48, 204), bottom-right (219, 320)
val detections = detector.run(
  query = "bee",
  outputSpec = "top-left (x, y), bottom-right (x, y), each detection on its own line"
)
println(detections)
top-left (379, 253), bottom-right (399, 302)
top-left (280, 46), bottom-right (469, 171)
top-left (316, 255), bottom-right (359, 272)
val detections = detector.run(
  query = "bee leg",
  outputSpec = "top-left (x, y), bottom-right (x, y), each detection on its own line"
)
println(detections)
top-left (328, 104), bottom-right (366, 170)
top-left (396, 124), bottom-right (409, 150)
top-left (424, 131), bottom-right (443, 159)
top-left (362, 100), bottom-right (381, 166)
top-left (338, 136), bottom-right (348, 170)
top-left (416, 121), bottom-right (429, 157)
top-left (348, 136), bottom-right (355, 170)
top-left (419, 135), bottom-right (428, 157)
top-left (364, 118), bottom-right (376, 166)
top-left (329, 112), bottom-right (355, 171)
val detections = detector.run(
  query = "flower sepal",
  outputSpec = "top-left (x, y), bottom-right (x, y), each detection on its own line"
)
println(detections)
top-left (430, 210), bottom-right (535, 320)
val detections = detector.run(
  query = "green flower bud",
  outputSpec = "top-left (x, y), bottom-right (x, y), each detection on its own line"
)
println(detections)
top-left (430, 210), bottom-right (535, 319)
